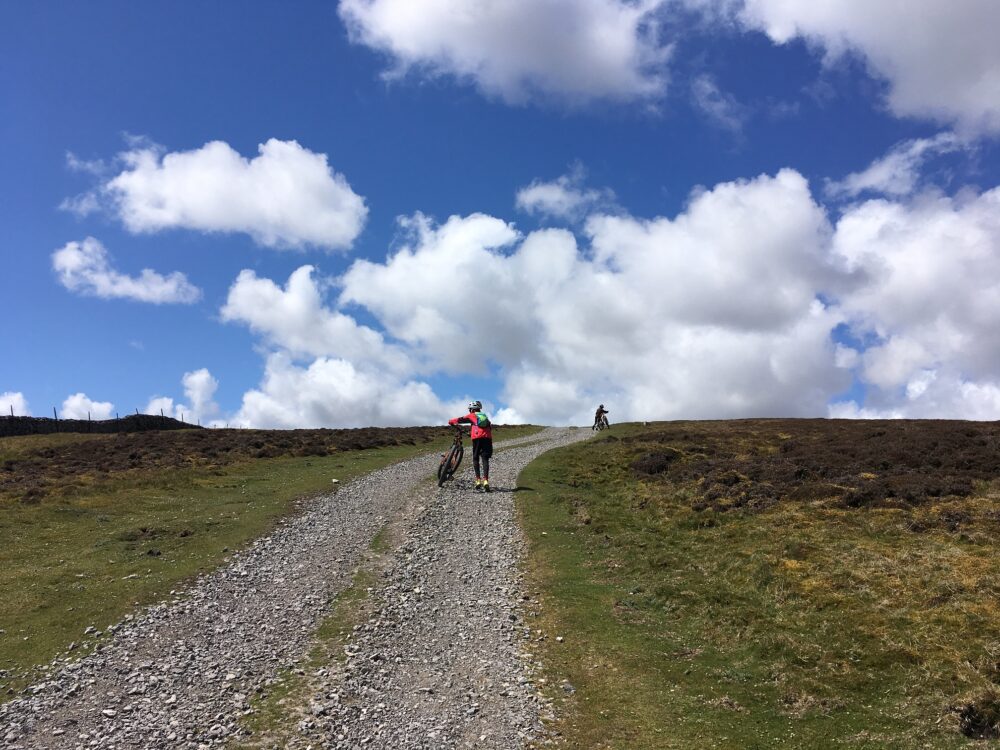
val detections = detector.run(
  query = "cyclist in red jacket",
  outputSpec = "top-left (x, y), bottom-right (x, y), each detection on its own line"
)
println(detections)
top-left (449, 400), bottom-right (493, 492)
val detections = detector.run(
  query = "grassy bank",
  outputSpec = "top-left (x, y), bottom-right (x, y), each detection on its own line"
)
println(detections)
top-left (518, 420), bottom-right (1000, 749)
top-left (0, 424), bottom-right (539, 698)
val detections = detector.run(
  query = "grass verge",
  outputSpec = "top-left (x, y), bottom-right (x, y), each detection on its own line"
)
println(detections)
top-left (518, 421), bottom-right (1000, 749)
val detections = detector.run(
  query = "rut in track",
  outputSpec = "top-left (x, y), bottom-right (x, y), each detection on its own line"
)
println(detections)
top-left (1, 427), bottom-right (588, 749)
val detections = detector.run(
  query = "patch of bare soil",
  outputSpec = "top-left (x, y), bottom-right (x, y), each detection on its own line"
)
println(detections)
top-left (958, 691), bottom-right (1000, 739)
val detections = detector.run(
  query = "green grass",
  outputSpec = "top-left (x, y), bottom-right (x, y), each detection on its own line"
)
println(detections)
top-left (518, 423), bottom-right (998, 749)
top-left (0, 439), bottom-right (446, 698)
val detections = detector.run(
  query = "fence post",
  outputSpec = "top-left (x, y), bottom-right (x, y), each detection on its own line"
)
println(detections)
top-left (9, 405), bottom-right (12, 417)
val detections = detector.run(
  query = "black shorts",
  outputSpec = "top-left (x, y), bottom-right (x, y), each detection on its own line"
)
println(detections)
top-left (472, 437), bottom-right (493, 460)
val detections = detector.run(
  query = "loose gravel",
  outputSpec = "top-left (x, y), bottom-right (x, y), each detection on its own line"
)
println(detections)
top-left (1, 427), bottom-right (588, 749)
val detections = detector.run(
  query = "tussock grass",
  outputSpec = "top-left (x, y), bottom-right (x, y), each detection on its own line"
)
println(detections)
top-left (519, 420), bottom-right (1000, 748)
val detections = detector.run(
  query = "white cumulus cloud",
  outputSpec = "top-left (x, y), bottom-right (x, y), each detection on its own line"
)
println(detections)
top-left (827, 400), bottom-right (904, 420)
top-left (59, 192), bottom-right (101, 218)
top-left (832, 184), bottom-right (1000, 417)
top-left (338, 0), bottom-right (671, 105)
top-left (69, 139), bottom-right (367, 251)
top-left (830, 370), bottom-right (1000, 421)
top-left (690, 73), bottom-right (746, 132)
top-left (52, 237), bottom-right (202, 304)
top-left (181, 369), bottom-right (221, 423)
top-left (146, 368), bottom-right (221, 425)
top-left (492, 407), bottom-right (527, 425)
top-left (219, 164), bottom-right (1000, 426)
top-left (221, 266), bottom-right (411, 373)
top-left (61, 393), bottom-right (115, 420)
top-left (65, 151), bottom-right (108, 176)
top-left (221, 268), bottom-right (456, 427)
top-left (515, 167), bottom-right (617, 220)
top-left (722, 0), bottom-right (1000, 133)
top-left (1, 392), bottom-right (30, 416)
top-left (339, 169), bottom-right (853, 425)
top-left (145, 396), bottom-right (180, 420)
top-left (826, 133), bottom-right (963, 199)
top-left (232, 353), bottom-right (455, 429)
top-left (340, 212), bottom-right (535, 373)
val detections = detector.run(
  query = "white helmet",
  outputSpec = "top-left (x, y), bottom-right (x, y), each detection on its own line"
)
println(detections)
top-left (468, 400), bottom-right (482, 412)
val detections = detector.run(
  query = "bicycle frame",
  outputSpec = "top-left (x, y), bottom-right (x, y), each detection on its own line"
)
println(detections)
top-left (437, 424), bottom-right (466, 486)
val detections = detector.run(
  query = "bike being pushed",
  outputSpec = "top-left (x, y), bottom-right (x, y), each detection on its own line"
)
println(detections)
top-left (593, 404), bottom-right (610, 431)
top-left (437, 424), bottom-right (465, 487)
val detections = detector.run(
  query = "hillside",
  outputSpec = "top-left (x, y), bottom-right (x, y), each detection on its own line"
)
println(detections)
top-left (0, 425), bottom-right (452, 505)
top-left (519, 419), bottom-right (1000, 748)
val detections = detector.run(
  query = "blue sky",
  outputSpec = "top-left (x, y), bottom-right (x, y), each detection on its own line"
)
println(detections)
top-left (4, 0), bottom-right (1000, 427)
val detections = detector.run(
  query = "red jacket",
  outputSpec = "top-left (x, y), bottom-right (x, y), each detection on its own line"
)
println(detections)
top-left (449, 411), bottom-right (493, 440)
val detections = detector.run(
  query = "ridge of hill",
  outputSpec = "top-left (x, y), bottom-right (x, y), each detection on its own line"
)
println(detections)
top-left (520, 419), bottom-right (1000, 747)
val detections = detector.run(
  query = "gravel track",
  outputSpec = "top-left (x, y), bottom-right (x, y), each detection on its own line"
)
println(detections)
top-left (1, 427), bottom-right (588, 749)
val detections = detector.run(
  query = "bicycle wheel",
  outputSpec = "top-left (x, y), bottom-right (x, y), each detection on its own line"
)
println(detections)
top-left (438, 444), bottom-right (463, 486)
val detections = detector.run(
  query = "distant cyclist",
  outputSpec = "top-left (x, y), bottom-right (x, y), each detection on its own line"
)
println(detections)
top-left (449, 400), bottom-right (493, 492)
top-left (593, 404), bottom-right (610, 430)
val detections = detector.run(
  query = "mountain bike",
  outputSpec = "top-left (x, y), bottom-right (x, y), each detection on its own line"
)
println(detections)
top-left (593, 415), bottom-right (609, 431)
top-left (437, 425), bottom-right (465, 486)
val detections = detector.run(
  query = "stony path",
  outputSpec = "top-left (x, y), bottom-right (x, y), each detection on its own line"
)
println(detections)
top-left (1, 427), bottom-right (587, 749)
